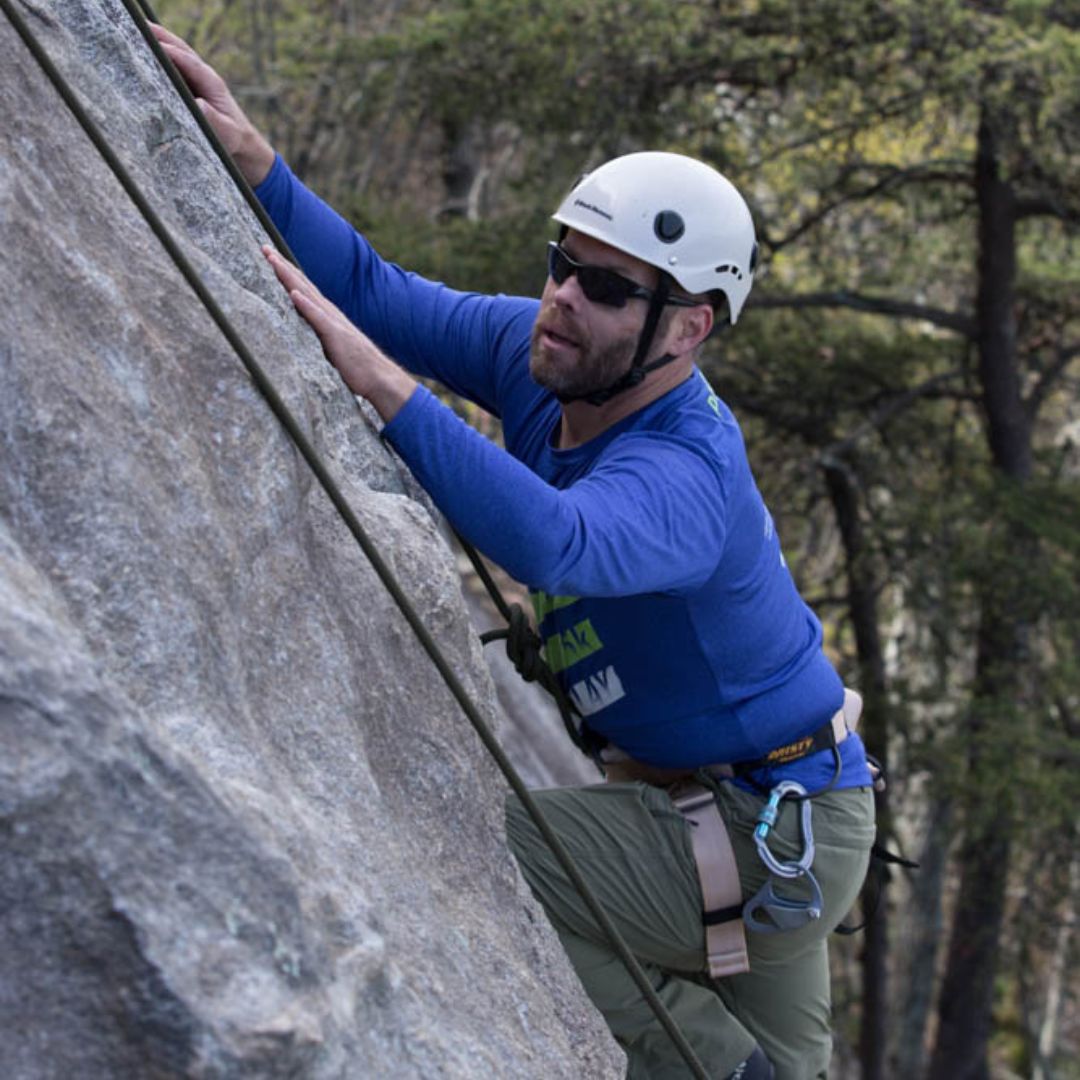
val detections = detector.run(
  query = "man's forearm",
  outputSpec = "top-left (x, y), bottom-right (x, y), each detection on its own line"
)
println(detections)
top-left (234, 127), bottom-right (276, 189)
top-left (362, 362), bottom-right (419, 425)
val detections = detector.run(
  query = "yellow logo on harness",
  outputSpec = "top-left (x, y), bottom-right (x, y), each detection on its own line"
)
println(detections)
top-left (766, 737), bottom-right (814, 764)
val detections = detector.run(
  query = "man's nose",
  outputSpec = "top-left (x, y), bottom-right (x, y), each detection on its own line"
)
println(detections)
top-left (550, 271), bottom-right (585, 308)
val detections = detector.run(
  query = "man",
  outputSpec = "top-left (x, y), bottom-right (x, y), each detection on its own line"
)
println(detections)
top-left (155, 26), bottom-right (876, 1080)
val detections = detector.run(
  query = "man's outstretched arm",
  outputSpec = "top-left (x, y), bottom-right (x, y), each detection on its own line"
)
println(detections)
top-left (265, 248), bottom-right (726, 597)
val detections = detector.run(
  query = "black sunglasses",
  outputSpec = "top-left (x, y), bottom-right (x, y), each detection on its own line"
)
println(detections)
top-left (546, 242), bottom-right (699, 309)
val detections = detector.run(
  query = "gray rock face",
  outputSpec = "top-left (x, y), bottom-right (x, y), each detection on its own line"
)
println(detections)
top-left (0, 2), bottom-right (622, 1076)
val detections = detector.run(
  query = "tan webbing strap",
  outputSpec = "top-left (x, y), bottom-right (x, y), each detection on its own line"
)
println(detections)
top-left (843, 687), bottom-right (862, 733)
top-left (670, 782), bottom-right (749, 979)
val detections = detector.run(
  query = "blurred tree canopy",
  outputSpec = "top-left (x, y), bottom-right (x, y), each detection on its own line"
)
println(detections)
top-left (157, 1), bottom-right (1079, 1076)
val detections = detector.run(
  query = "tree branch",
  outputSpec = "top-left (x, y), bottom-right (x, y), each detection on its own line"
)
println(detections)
top-left (749, 290), bottom-right (975, 336)
top-left (759, 161), bottom-right (971, 253)
top-left (1014, 193), bottom-right (1080, 223)
top-left (820, 369), bottom-right (968, 461)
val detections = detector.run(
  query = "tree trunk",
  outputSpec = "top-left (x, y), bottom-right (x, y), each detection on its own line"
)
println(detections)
top-left (927, 104), bottom-right (1033, 1080)
top-left (822, 458), bottom-right (891, 1080)
top-left (1033, 851), bottom-right (1080, 1080)
top-left (927, 790), bottom-right (1011, 1080)
top-left (894, 797), bottom-right (952, 1078)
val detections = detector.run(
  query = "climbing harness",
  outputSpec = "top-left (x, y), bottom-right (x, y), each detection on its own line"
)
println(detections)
top-left (1, 2), bottom-right (709, 1075)
top-left (604, 687), bottom-right (910, 944)
top-left (601, 693), bottom-right (850, 960)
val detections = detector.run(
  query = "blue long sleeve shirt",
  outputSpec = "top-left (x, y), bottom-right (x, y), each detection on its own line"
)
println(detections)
top-left (257, 156), bottom-right (872, 791)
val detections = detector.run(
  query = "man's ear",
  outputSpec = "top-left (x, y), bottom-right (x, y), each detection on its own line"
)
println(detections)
top-left (670, 304), bottom-right (714, 355)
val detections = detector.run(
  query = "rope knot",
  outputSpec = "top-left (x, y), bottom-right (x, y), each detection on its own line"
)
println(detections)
top-left (504, 603), bottom-right (547, 683)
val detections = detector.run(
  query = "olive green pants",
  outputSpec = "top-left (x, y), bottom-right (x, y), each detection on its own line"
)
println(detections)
top-left (505, 781), bottom-right (875, 1080)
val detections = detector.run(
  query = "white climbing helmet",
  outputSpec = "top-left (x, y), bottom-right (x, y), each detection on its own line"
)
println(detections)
top-left (552, 151), bottom-right (758, 323)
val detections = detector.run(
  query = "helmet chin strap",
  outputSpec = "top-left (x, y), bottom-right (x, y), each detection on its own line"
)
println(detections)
top-left (557, 275), bottom-right (676, 407)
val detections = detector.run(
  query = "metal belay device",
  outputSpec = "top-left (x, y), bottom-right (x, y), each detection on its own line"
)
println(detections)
top-left (744, 780), bottom-right (824, 933)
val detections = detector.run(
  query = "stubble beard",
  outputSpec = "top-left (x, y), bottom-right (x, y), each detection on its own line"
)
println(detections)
top-left (529, 317), bottom-right (639, 402)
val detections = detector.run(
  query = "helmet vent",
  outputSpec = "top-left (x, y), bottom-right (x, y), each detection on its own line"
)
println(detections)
top-left (653, 211), bottom-right (685, 243)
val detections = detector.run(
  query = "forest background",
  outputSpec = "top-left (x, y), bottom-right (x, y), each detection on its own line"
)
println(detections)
top-left (153, 2), bottom-right (1079, 1078)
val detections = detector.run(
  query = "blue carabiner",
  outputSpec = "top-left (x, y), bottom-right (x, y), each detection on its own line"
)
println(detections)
top-left (754, 788), bottom-right (784, 840)
top-left (753, 780), bottom-right (816, 880)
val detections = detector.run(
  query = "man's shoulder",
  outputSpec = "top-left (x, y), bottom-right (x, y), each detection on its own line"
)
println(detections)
top-left (627, 372), bottom-right (746, 456)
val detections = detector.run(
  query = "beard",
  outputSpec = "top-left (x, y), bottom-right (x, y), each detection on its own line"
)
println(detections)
top-left (529, 310), bottom-right (639, 402)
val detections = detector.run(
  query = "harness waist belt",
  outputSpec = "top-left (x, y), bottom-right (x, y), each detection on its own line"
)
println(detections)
top-left (710, 689), bottom-right (859, 779)
top-left (601, 688), bottom-right (862, 787)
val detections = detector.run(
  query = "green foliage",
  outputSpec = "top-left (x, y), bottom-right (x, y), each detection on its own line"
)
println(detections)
top-left (346, 199), bottom-right (552, 299)
top-left (372, 0), bottom-right (711, 145)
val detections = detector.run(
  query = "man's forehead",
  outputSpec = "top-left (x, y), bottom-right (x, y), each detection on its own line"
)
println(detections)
top-left (563, 229), bottom-right (658, 283)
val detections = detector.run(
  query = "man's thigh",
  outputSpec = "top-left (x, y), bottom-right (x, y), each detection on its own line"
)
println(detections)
top-left (504, 781), bottom-right (705, 970)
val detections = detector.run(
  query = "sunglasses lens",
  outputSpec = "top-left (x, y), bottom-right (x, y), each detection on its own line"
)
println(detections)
top-left (578, 268), bottom-right (629, 307)
top-left (547, 243), bottom-right (572, 285)
top-left (546, 243), bottom-right (644, 308)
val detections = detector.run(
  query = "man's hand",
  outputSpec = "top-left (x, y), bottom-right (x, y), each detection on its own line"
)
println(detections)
top-left (263, 246), bottom-right (417, 423)
top-left (150, 24), bottom-right (275, 187)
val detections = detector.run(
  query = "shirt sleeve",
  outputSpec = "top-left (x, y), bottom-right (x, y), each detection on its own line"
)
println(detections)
top-left (255, 155), bottom-right (539, 419)
top-left (383, 387), bottom-right (729, 597)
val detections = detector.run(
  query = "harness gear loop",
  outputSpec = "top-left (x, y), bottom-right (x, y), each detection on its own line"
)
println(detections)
top-left (834, 840), bottom-right (919, 935)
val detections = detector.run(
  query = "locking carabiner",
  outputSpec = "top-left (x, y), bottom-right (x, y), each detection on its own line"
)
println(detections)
top-left (753, 780), bottom-right (816, 880)
top-left (745, 780), bottom-right (824, 933)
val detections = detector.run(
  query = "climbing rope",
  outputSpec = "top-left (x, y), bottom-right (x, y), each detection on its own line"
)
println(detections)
top-left (0, 2), bottom-right (709, 1074)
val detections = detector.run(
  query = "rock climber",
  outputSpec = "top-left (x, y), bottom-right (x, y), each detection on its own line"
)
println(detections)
top-left (155, 24), bottom-right (877, 1080)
